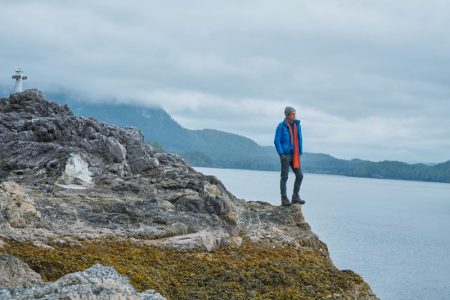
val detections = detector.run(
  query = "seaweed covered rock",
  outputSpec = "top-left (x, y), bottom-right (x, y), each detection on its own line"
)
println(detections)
top-left (0, 90), bottom-right (379, 299)
top-left (0, 261), bottom-right (165, 299)
top-left (3, 241), bottom-right (379, 300)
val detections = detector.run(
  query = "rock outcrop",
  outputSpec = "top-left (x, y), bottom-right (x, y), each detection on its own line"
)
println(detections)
top-left (0, 260), bottom-right (165, 300)
top-left (0, 90), bottom-right (378, 299)
top-left (0, 89), bottom-right (316, 250)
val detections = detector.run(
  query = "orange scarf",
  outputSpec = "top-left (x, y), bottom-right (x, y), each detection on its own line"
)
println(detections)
top-left (286, 119), bottom-right (300, 169)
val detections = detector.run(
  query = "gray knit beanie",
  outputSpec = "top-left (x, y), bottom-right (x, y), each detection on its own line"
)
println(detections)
top-left (284, 106), bottom-right (296, 116)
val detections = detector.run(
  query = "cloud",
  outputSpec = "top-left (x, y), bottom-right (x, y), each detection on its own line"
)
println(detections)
top-left (0, 0), bottom-right (449, 162)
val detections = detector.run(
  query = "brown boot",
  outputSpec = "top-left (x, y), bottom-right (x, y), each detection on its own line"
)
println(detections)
top-left (281, 195), bottom-right (292, 206)
top-left (292, 193), bottom-right (305, 205)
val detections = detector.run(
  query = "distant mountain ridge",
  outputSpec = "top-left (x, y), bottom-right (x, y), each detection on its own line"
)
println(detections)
top-left (48, 91), bottom-right (450, 183)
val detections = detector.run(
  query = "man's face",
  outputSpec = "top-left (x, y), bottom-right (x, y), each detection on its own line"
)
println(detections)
top-left (287, 111), bottom-right (296, 121)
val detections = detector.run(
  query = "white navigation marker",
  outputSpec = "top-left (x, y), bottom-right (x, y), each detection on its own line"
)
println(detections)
top-left (12, 69), bottom-right (27, 93)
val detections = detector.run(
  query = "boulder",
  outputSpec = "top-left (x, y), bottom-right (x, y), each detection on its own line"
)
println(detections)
top-left (0, 254), bottom-right (42, 288)
top-left (0, 263), bottom-right (165, 299)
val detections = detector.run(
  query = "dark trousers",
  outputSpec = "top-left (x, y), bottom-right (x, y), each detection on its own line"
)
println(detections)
top-left (280, 152), bottom-right (303, 196)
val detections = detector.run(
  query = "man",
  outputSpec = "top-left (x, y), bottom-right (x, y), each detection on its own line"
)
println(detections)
top-left (274, 106), bottom-right (305, 206)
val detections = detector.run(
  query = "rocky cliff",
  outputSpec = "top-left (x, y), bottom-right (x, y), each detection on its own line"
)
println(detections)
top-left (0, 90), bottom-right (378, 299)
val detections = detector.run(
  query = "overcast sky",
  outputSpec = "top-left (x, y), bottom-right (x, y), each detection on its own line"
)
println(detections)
top-left (1, 0), bottom-right (449, 162)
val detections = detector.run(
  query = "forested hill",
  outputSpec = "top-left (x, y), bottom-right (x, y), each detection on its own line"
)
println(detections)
top-left (303, 154), bottom-right (450, 183)
top-left (50, 92), bottom-right (450, 183)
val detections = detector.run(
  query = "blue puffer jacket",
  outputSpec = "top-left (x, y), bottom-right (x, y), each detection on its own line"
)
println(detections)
top-left (274, 119), bottom-right (303, 156)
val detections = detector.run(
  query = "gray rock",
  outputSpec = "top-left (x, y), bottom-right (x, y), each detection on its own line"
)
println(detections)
top-left (106, 137), bottom-right (127, 163)
top-left (0, 263), bottom-right (165, 299)
top-left (0, 254), bottom-right (42, 288)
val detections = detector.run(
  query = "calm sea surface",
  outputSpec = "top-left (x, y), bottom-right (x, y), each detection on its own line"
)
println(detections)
top-left (195, 167), bottom-right (450, 300)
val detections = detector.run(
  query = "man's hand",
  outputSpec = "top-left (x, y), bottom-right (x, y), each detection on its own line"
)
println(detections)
top-left (280, 154), bottom-right (286, 160)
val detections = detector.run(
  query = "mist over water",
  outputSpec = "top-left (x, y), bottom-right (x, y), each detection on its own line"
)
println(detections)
top-left (196, 167), bottom-right (450, 300)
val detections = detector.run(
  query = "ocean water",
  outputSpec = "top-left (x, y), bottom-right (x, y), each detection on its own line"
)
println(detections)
top-left (195, 167), bottom-right (450, 300)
